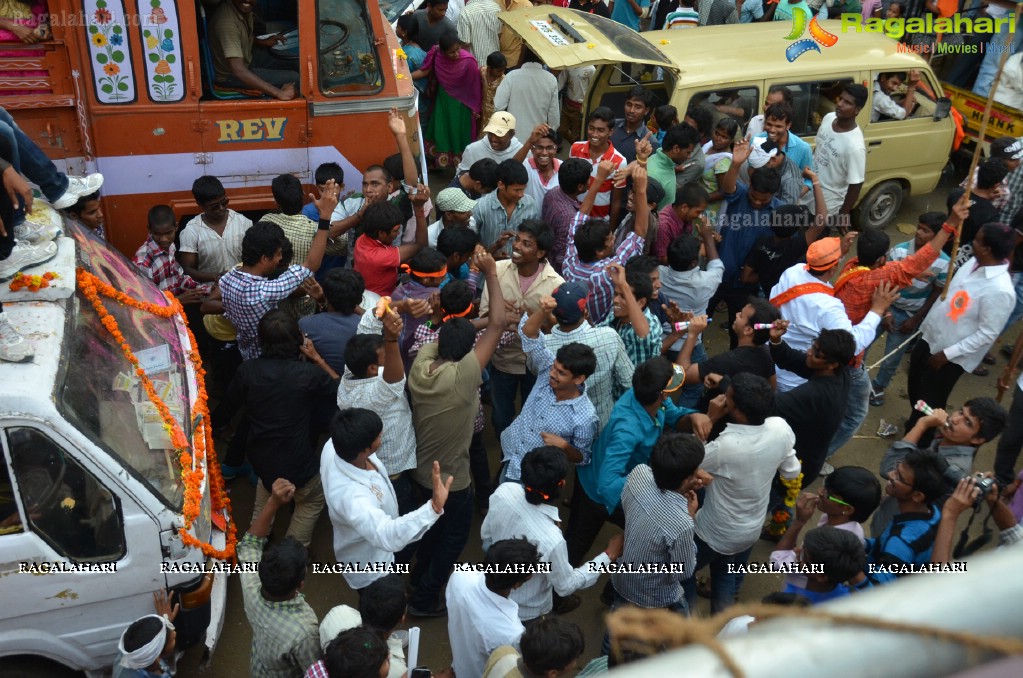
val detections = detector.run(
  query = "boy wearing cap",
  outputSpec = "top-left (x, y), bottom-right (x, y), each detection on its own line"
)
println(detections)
top-left (499, 297), bottom-right (599, 483)
top-left (531, 280), bottom-right (634, 428)
top-left (429, 188), bottom-right (477, 247)
top-left (997, 137), bottom-right (1023, 222)
top-left (457, 112), bottom-right (524, 174)
top-left (769, 236), bottom-right (898, 393)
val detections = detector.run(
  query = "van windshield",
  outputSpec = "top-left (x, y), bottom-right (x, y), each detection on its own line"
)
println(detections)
top-left (57, 224), bottom-right (191, 511)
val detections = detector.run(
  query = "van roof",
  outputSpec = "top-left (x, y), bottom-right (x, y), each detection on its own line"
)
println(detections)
top-left (642, 21), bottom-right (926, 87)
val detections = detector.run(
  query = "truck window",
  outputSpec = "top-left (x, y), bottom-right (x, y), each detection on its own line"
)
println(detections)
top-left (690, 87), bottom-right (760, 132)
top-left (6, 428), bottom-right (125, 562)
top-left (771, 79), bottom-right (853, 137)
top-left (317, 0), bottom-right (383, 95)
top-left (58, 224), bottom-right (190, 512)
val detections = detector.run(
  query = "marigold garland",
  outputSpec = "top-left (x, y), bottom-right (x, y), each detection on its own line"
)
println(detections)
top-left (76, 268), bottom-right (236, 560)
top-left (9, 270), bottom-right (59, 292)
top-left (763, 472), bottom-right (805, 538)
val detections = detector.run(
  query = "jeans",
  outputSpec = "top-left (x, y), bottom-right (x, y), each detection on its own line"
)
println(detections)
top-left (251, 474), bottom-right (325, 547)
top-left (681, 534), bottom-right (754, 614)
top-left (973, 16), bottom-right (1023, 97)
top-left (408, 483), bottom-right (473, 611)
top-left (905, 339), bottom-right (966, 446)
top-left (601, 590), bottom-right (687, 655)
top-left (826, 363), bottom-right (871, 458)
top-left (1000, 271), bottom-right (1023, 334)
top-left (994, 385), bottom-right (1023, 488)
top-left (468, 430), bottom-right (492, 512)
top-left (872, 307), bottom-right (915, 391)
top-left (489, 367), bottom-right (537, 436)
top-left (392, 472), bottom-right (419, 565)
top-left (0, 107), bottom-right (67, 203)
top-left (219, 48), bottom-right (299, 90)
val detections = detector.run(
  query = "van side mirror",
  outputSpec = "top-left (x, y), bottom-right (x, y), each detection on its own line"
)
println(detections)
top-left (933, 97), bottom-right (952, 121)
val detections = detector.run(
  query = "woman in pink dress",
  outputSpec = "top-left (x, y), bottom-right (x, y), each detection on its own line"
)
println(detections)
top-left (0, 0), bottom-right (51, 95)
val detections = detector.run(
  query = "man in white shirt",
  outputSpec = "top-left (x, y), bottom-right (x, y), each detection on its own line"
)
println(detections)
top-left (768, 237), bottom-right (889, 392)
top-left (482, 446), bottom-right (623, 620)
top-left (178, 175), bottom-right (253, 282)
top-left (905, 222), bottom-right (1016, 445)
top-left (684, 373), bottom-right (800, 613)
top-left (447, 538), bottom-right (536, 678)
top-left (494, 50), bottom-right (560, 144)
top-left (814, 84), bottom-right (866, 221)
top-left (871, 70), bottom-right (920, 123)
top-left (320, 407), bottom-right (453, 591)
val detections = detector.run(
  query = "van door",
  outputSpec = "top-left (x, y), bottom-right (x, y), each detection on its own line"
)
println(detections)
top-left (0, 424), bottom-right (162, 672)
top-left (196, 0), bottom-right (310, 208)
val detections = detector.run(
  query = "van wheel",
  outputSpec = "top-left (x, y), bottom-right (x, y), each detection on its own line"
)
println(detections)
top-left (0, 657), bottom-right (83, 678)
top-left (856, 180), bottom-right (903, 230)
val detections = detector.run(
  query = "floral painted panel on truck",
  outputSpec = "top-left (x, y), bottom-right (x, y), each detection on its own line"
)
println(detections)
top-left (84, 0), bottom-right (137, 103)
top-left (137, 0), bottom-right (183, 102)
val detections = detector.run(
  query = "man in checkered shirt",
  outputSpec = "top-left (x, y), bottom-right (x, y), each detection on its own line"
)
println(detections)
top-left (219, 183), bottom-right (339, 360)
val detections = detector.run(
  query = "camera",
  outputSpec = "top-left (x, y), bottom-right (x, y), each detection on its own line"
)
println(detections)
top-left (941, 463), bottom-right (996, 507)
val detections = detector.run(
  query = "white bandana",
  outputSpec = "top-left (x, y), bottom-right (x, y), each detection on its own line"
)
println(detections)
top-left (118, 614), bottom-right (172, 670)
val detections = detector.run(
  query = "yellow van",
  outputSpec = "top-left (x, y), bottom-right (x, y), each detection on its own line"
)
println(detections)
top-left (502, 9), bottom-right (955, 229)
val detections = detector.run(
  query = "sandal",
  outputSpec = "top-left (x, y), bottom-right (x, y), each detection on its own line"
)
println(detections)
top-left (972, 365), bottom-right (990, 376)
top-left (983, 352), bottom-right (996, 365)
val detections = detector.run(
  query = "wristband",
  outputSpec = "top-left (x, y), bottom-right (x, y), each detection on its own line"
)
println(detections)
top-left (317, 218), bottom-right (330, 231)
top-left (636, 159), bottom-right (648, 167)
top-left (941, 222), bottom-right (956, 235)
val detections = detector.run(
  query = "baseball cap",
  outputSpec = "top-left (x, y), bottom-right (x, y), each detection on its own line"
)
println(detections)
top-left (483, 111), bottom-right (516, 136)
top-left (991, 137), bottom-right (1023, 161)
top-left (551, 281), bottom-right (589, 324)
top-left (805, 237), bottom-right (843, 271)
top-left (664, 363), bottom-right (686, 393)
top-left (644, 177), bottom-right (666, 207)
top-left (436, 187), bottom-right (476, 213)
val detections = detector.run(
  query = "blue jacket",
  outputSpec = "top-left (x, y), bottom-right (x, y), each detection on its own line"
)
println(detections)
top-left (578, 389), bottom-right (694, 514)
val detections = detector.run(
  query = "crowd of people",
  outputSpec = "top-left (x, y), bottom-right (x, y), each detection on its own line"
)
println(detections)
top-left (2, 1), bottom-right (1023, 677)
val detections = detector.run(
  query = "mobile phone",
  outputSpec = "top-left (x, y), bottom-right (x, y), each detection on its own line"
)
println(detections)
top-left (410, 668), bottom-right (431, 678)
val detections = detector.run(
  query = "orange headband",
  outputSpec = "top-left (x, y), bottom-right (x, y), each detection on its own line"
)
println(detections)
top-left (442, 303), bottom-right (474, 323)
top-left (401, 263), bottom-right (448, 278)
top-left (525, 479), bottom-right (565, 501)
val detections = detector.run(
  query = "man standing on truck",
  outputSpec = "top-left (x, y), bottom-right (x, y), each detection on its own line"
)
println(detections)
top-left (209, 0), bottom-right (299, 100)
top-left (813, 84), bottom-right (867, 224)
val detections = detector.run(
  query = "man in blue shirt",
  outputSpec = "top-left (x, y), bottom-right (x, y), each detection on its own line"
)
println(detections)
top-left (564, 356), bottom-right (714, 566)
top-left (753, 101), bottom-right (814, 187)
top-left (610, 0), bottom-right (650, 31)
top-left (713, 137), bottom-right (784, 349)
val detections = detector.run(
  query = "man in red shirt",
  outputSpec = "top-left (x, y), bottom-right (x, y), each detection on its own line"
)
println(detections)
top-left (353, 189), bottom-right (430, 296)
top-left (825, 200), bottom-right (965, 458)
top-left (569, 107), bottom-right (626, 227)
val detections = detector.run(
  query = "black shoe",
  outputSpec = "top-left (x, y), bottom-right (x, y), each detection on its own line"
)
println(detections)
top-left (552, 593), bottom-right (581, 614)
top-left (599, 581), bottom-right (615, 607)
top-left (406, 603), bottom-right (447, 618)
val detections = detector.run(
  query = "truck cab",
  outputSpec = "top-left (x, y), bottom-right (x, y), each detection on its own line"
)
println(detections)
top-left (501, 8), bottom-right (955, 229)
top-left (1, 0), bottom-right (421, 256)
top-left (0, 218), bottom-right (229, 677)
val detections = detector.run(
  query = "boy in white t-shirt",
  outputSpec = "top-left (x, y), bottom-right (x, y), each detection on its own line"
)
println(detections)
top-left (813, 84), bottom-right (867, 218)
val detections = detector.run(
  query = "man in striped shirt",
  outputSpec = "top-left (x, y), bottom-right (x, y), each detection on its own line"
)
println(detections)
top-left (456, 0), bottom-right (501, 66)
top-left (569, 106), bottom-right (626, 225)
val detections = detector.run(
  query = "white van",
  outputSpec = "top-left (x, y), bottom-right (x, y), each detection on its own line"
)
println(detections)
top-left (0, 220), bottom-right (228, 677)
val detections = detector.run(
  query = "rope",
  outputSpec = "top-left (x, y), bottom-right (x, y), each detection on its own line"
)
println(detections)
top-left (605, 603), bottom-right (1023, 678)
top-left (864, 330), bottom-right (922, 372)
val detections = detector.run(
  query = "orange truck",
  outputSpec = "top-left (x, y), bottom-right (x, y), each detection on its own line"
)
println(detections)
top-left (1, 0), bottom-right (421, 255)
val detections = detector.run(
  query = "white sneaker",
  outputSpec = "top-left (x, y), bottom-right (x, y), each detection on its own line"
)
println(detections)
top-left (0, 240), bottom-right (58, 281)
top-left (14, 220), bottom-right (60, 244)
top-left (0, 312), bottom-right (34, 362)
top-left (52, 173), bottom-right (104, 209)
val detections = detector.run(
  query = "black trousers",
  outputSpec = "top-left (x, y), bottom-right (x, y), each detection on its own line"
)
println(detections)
top-left (564, 469), bottom-right (624, 567)
top-left (905, 339), bottom-right (966, 447)
top-left (994, 385), bottom-right (1023, 488)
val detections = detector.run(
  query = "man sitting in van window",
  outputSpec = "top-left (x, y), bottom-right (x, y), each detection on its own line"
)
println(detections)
top-left (872, 70), bottom-right (921, 123)
top-left (209, 0), bottom-right (300, 100)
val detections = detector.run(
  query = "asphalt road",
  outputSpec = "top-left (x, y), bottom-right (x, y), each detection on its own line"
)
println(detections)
top-left (177, 169), bottom-right (1017, 677)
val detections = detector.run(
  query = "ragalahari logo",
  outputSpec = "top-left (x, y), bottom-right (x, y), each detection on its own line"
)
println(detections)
top-left (782, 7), bottom-right (839, 62)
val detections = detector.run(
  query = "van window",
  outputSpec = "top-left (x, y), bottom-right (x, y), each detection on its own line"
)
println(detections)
top-left (869, 71), bottom-right (939, 123)
top-left (6, 428), bottom-right (125, 562)
top-left (691, 87), bottom-right (760, 131)
top-left (58, 224), bottom-right (189, 512)
top-left (600, 64), bottom-right (672, 117)
top-left (771, 79), bottom-right (853, 137)
top-left (317, 0), bottom-right (383, 95)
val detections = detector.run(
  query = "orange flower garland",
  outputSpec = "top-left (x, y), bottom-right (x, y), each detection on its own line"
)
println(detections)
top-left (76, 268), bottom-right (236, 560)
top-left (9, 270), bottom-right (59, 292)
